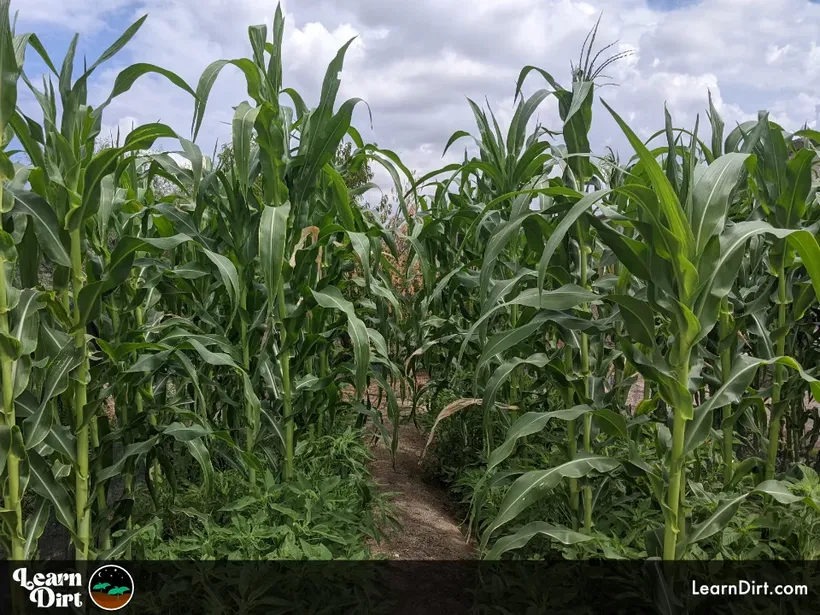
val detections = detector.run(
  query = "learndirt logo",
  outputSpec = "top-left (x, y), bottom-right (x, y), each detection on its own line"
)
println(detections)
top-left (88, 565), bottom-right (135, 611)
top-left (10, 565), bottom-right (134, 610)
top-left (12, 569), bottom-right (84, 608)
top-left (11, 565), bottom-right (135, 610)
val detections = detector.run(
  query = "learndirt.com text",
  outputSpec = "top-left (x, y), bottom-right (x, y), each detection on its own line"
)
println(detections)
top-left (692, 580), bottom-right (809, 597)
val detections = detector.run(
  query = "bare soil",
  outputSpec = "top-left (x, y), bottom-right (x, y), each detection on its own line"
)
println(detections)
top-left (362, 379), bottom-right (476, 614)
top-left (364, 381), bottom-right (475, 561)
top-left (91, 592), bottom-right (132, 609)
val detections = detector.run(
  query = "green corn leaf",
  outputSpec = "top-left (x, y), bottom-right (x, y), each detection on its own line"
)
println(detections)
top-left (163, 422), bottom-right (213, 442)
top-left (192, 58), bottom-right (264, 140)
top-left (186, 438), bottom-right (214, 495)
top-left (776, 147), bottom-right (815, 227)
top-left (482, 353), bottom-right (550, 411)
top-left (479, 211), bottom-right (538, 303)
top-left (312, 286), bottom-right (370, 396)
top-left (371, 370), bottom-right (400, 461)
top-left (232, 101), bottom-right (261, 198)
top-left (347, 231), bottom-right (372, 287)
top-left (587, 216), bottom-right (652, 281)
top-left (0, 424), bottom-right (24, 477)
top-left (690, 152), bottom-right (753, 253)
top-left (459, 285), bottom-right (597, 363)
top-left (538, 189), bottom-right (610, 292)
top-left (85, 15), bottom-right (147, 76)
top-left (6, 188), bottom-right (70, 266)
top-left (202, 248), bottom-right (240, 309)
top-left (295, 98), bottom-right (368, 208)
top-left (487, 405), bottom-right (594, 473)
top-left (187, 338), bottom-right (239, 368)
top-left (68, 123), bottom-right (179, 231)
top-left (507, 89), bottom-right (551, 159)
top-left (242, 371), bottom-right (261, 442)
top-left (23, 499), bottom-right (50, 559)
top-left (485, 521), bottom-right (592, 560)
top-left (483, 454), bottom-right (620, 547)
top-left (694, 223), bottom-right (820, 332)
top-left (97, 518), bottom-right (160, 561)
top-left (97, 436), bottom-right (161, 482)
top-left (325, 166), bottom-right (355, 230)
top-left (44, 423), bottom-right (76, 463)
top-left (259, 202), bottom-right (290, 312)
top-left (754, 480), bottom-right (805, 505)
top-left (675, 480), bottom-right (813, 558)
top-left (677, 494), bottom-right (746, 555)
top-left (156, 204), bottom-right (214, 249)
top-left (27, 449), bottom-right (75, 533)
top-left (10, 289), bottom-right (42, 356)
top-left (100, 62), bottom-right (195, 110)
top-left (685, 355), bottom-right (820, 456)
top-left (473, 313), bottom-right (554, 375)
top-left (13, 31), bottom-right (58, 74)
top-left (602, 99), bottom-right (693, 255)
top-left (608, 295), bottom-right (655, 348)
top-left (23, 341), bottom-right (81, 450)
top-left (0, 0), bottom-right (20, 129)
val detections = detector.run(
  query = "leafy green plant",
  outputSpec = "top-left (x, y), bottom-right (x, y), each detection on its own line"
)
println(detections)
top-left (131, 428), bottom-right (396, 560)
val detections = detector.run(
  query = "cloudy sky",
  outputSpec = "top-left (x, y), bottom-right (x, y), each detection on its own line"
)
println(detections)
top-left (14, 0), bottom-right (820, 197)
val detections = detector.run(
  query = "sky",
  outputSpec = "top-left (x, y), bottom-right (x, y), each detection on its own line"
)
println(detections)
top-left (13, 0), bottom-right (820, 199)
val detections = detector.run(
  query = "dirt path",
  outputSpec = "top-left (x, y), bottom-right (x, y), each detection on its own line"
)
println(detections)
top-left (365, 386), bottom-right (475, 560)
top-left (364, 388), bottom-right (476, 614)
top-left (364, 373), bottom-right (642, 560)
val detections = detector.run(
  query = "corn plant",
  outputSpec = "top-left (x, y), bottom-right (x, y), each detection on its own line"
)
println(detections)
top-left (467, 81), bottom-right (820, 560)
top-left (405, 18), bottom-right (820, 562)
top-left (3, 6), bottom-right (231, 559)
top-left (181, 8), bottom-right (407, 482)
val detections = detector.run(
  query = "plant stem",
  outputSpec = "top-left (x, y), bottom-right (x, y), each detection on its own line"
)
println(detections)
top-left (583, 410), bottom-right (593, 533)
top-left (663, 355), bottom-right (692, 560)
top-left (0, 241), bottom-right (24, 560)
top-left (563, 346), bottom-right (579, 531)
top-left (70, 228), bottom-right (91, 560)
top-left (277, 280), bottom-right (293, 480)
top-left (122, 397), bottom-right (133, 560)
top-left (90, 418), bottom-right (110, 552)
top-left (718, 297), bottom-right (733, 487)
top-left (581, 333), bottom-right (592, 534)
top-left (318, 347), bottom-right (328, 437)
top-left (239, 277), bottom-right (255, 486)
top-left (134, 304), bottom-right (160, 485)
top-left (109, 293), bottom-right (120, 334)
top-left (510, 303), bottom-right (519, 404)
top-left (678, 461), bottom-right (687, 552)
top-left (765, 261), bottom-right (787, 481)
top-left (576, 224), bottom-right (593, 534)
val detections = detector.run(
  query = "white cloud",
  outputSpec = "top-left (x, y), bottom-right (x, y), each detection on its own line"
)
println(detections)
top-left (14, 0), bottom-right (820, 193)
top-left (13, 0), bottom-right (133, 33)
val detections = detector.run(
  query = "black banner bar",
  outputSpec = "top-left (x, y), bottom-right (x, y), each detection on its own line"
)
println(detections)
top-left (1, 560), bottom-right (818, 614)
